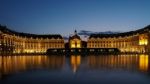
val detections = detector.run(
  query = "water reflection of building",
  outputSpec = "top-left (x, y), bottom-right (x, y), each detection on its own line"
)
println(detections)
top-left (70, 55), bottom-right (81, 73)
top-left (87, 54), bottom-right (150, 72)
top-left (0, 54), bottom-right (150, 78)
top-left (139, 54), bottom-right (149, 72)
top-left (0, 55), bottom-right (65, 78)
top-left (0, 26), bottom-right (64, 54)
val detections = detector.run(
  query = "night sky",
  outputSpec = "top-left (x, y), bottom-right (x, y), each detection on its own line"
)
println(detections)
top-left (0, 0), bottom-right (150, 35)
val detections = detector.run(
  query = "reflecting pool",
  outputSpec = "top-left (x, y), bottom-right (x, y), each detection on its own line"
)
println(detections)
top-left (0, 54), bottom-right (150, 84)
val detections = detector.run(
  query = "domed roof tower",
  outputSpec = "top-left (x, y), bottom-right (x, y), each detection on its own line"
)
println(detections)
top-left (69, 30), bottom-right (82, 48)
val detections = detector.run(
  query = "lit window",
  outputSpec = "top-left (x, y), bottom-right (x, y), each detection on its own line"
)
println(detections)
top-left (139, 34), bottom-right (148, 45)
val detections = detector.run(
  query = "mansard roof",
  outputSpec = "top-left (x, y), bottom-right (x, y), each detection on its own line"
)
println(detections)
top-left (0, 25), bottom-right (63, 39)
top-left (89, 25), bottom-right (150, 38)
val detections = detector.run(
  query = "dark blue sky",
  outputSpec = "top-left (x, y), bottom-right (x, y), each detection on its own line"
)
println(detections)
top-left (0, 0), bottom-right (150, 35)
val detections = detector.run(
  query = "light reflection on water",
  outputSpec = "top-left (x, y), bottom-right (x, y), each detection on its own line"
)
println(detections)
top-left (0, 55), bottom-right (65, 76)
top-left (0, 54), bottom-right (150, 84)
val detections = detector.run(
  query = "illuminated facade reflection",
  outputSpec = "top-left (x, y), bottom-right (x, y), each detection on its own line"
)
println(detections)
top-left (87, 54), bottom-right (149, 72)
top-left (0, 54), bottom-right (150, 79)
top-left (0, 55), bottom-right (65, 78)
top-left (139, 54), bottom-right (149, 72)
top-left (69, 54), bottom-right (150, 73)
top-left (70, 55), bottom-right (81, 73)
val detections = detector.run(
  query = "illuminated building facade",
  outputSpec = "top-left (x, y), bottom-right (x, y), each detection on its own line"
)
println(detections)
top-left (87, 25), bottom-right (150, 53)
top-left (1, 25), bottom-right (150, 54)
top-left (0, 25), bottom-right (64, 54)
top-left (69, 30), bottom-right (81, 48)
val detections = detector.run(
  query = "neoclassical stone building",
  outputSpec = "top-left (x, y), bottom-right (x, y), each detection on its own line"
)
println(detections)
top-left (1, 25), bottom-right (150, 54)
top-left (87, 25), bottom-right (150, 53)
top-left (69, 30), bottom-right (82, 48)
top-left (0, 25), bottom-right (64, 54)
